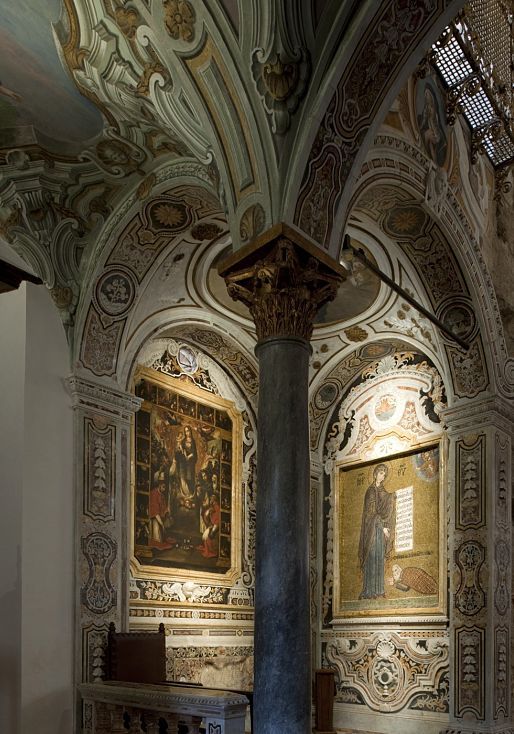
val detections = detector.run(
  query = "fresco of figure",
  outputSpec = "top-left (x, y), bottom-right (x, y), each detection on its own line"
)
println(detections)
top-left (358, 463), bottom-right (396, 600)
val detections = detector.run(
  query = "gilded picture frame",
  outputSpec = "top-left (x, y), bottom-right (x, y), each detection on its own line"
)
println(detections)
top-left (130, 366), bottom-right (243, 586)
top-left (333, 439), bottom-right (446, 620)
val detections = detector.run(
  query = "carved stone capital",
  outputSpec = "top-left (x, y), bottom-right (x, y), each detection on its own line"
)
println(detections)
top-left (218, 224), bottom-right (345, 342)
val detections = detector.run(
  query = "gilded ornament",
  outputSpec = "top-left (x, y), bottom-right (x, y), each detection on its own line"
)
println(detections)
top-left (153, 202), bottom-right (186, 228)
top-left (114, 7), bottom-right (140, 38)
top-left (221, 233), bottom-right (344, 341)
top-left (51, 286), bottom-right (73, 309)
top-left (262, 55), bottom-right (299, 102)
top-left (137, 63), bottom-right (167, 97)
top-left (163, 0), bottom-right (195, 43)
top-left (136, 174), bottom-right (157, 201)
top-left (345, 325), bottom-right (368, 342)
top-left (191, 222), bottom-right (223, 241)
top-left (96, 139), bottom-right (143, 176)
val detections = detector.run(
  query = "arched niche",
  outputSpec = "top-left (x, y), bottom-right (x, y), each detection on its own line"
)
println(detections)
top-left (312, 343), bottom-right (448, 733)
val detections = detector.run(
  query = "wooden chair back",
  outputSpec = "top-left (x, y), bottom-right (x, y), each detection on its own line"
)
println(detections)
top-left (106, 622), bottom-right (166, 684)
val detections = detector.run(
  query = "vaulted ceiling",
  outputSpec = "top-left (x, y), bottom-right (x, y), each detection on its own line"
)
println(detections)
top-left (0, 0), bottom-right (464, 337)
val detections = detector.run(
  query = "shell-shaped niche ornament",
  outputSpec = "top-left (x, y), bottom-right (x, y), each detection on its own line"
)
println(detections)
top-left (262, 54), bottom-right (299, 102)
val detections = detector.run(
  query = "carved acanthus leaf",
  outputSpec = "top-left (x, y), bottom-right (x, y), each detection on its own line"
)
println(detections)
top-left (251, 2), bottom-right (311, 135)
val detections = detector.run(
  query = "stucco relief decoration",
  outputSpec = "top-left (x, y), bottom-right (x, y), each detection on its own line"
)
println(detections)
top-left (85, 419), bottom-right (116, 521)
top-left (456, 626), bottom-right (484, 719)
top-left (496, 434), bottom-right (509, 530)
top-left (454, 540), bottom-right (486, 617)
top-left (251, 4), bottom-right (310, 134)
top-left (325, 632), bottom-right (448, 712)
top-left (163, 0), bottom-right (196, 43)
top-left (494, 540), bottom-right (510, 617)
top-left (439, 300), bottom-right (477, 345)
top-left (146, 341), bottom-right (218, 395)
top-left (81, 532), bottom-right (117, 615)
top-left (324, 352), bottom-right (445, 473)
top-left (312, 342), bottom-right (405, 452)
top-left (494, 626), bottom-right (509, 718)
top-left (94, 267), bottom-right (136, 319)
top-left (80, 310), bottom-right (124, 377)
top-left (169, 646), bottom-right (254, 690)
top-left (239, 204), bottom-right (265, 244)
top-left (87, 138), bottom-right (145, 178)
top-left (456, 436), bottom-right (485, 529)
top-left (191, 223), bottom-right (224, 241)
top-left (135, 579), bottom-right (227, 605)
top-left (295, 0), bottom-right (443, 246)
top-left (83, 624), bottom-right (109, 682)
top-left (448, 341), bottom-right (489, 399)
top-left (114, 6), bottom-right (141, 38)
top-left (146, 197), bottom-right (193, 234)
top-left (172, 328), bottom-right (259, 398)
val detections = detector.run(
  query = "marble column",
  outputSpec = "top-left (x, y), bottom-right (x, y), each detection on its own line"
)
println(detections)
top-left (441, 397), bottom-right (514, 734)
top-left (220, 224), bottom-right (345, 734)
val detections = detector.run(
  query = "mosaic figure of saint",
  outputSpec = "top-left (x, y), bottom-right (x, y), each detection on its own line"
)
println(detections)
top-left (358, 463), bottom-right (396, 600)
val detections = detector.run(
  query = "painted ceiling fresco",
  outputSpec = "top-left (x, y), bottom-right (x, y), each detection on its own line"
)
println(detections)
top-left (0, 0), bottom-right (103, 151)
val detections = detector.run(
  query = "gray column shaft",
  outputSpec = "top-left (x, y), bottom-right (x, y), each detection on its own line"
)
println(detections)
top-left (253, 336), bottom-right (311, 734)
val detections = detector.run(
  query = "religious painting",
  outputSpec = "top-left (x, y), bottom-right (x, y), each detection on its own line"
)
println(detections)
top-left (415, 77), bottom-right (448, 168)
top-left (333, 442), bottom-right (445, 619)
top-left (131, 367), bottom-right (242, 584)
top-left (0, 0), bottom-right (103, 149)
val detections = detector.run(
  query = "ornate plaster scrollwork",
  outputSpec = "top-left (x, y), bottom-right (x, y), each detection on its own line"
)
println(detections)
top-left (239, 203), bottom-right (265, 243)
top-left (251, 1), bottom-right (310, 134)
top-left (0, 168), bottom-right (88, 328)
top-left (325, 631), bottom-right (448, 712)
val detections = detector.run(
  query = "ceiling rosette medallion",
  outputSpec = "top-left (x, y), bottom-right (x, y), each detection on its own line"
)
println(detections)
top-left (251, 1), bottom-right (310, 135)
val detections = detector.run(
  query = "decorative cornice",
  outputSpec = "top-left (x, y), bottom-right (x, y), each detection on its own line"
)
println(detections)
top-left (66, 376), bottom-right (142, 420)
top-left (218, 224), bottom-right (345, 341)
top-left (441, 395), bottom-right (514, 434)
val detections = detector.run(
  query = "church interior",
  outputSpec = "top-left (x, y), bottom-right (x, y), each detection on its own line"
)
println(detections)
top-left (1, 1), bottom-right (514, 733)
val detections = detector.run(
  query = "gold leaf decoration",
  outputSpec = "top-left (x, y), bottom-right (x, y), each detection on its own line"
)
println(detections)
top-left (262, 55), bottom-right (299, 102)
top-left (114, 7), bottom-right (140, 38)
top-left (163, 0), bottom-right (195, 43)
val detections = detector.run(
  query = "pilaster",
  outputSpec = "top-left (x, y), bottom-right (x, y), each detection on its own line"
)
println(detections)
top-left (441, 397), bottom-right (514, 734)
top-left (67, 376), bottom-right (142, 727)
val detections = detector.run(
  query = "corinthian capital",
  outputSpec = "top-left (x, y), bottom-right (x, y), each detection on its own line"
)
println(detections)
top-left (218, 224), bottom-right (345, 341)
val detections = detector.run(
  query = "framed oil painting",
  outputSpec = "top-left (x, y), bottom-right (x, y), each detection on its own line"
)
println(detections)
top-left (131, 366), bottom-right (242, 585)
top-left (333, 441), bottom-right (446, 620)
